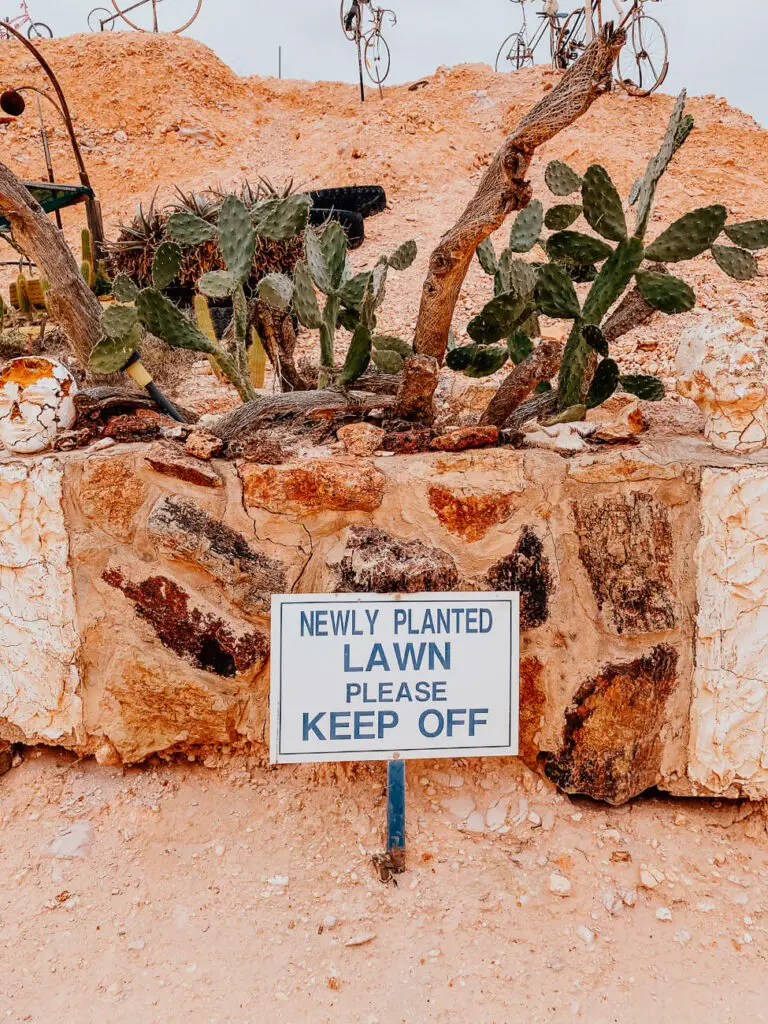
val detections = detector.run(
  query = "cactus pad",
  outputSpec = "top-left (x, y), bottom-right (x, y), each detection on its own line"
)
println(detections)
top-left (464, 344), bottom-right (509, 378)
top-left (476, 238), bottom-right (498, 276)
top-left (582, 323), bottom-right (608, 357)
top-left (371, 347), bottom-right (406, 374)
top-left (508, 200), bottom-right (543, 253)
top-left (373, 335), bottom-right (412, 359)
top-left (635, 270), bottom-right (696, 314)
top-left (258, 272), bottom-right (295, 311)
top-left (541, 404), bottom-right (587, 426)
top-left (89, 326), bottom-right (141, 374)
top-left (304, 226), bottom-right (334, 295)
top-left (112, 274), bottom-right (139, 303)
top-left (387, 240), bottom-right (417, 271)
top-left (198, 271), bottom-right (237, 299)
top-left (545, 204), bottom-right (583, 231)
top-left (534, 264), bottom-right (581, 319)
top-left (167, 211), bottom-right (217, 247)
top-left (586, 357), bottom-right (619, 409)
top-left (710, 244), bottom-right (759, 281)
top-left (218, 196), bottom-right (256, 285)
top-left (582, 237), bottom-right (645, 323)
top-left (544, 160), bottom-right (582, 196)
top-left (545, 231), bottom-right (613, 266)
top-left (102, 302), bottom-right (139, 339)
top-left (507, 330), bottom-right (533, 364)
top-left (446, 345), bottom-right (476, 372)
top-left (339, 270), bottom-right (372, 310)
top-left (319, 222), bottom-right (349, 291)
top-left (620, 374), bottom-right (665, 401)
top-left (152, 242), bottom-right (182, 291)
top-left (136, 289), bottom-right (216, 354)
top-left (292, 260), bottom-right (323, 328)
top-left (467, 311), bottom-right (506, 345)
top-left (723, 220), bottom-right (768, 251)
top-left (581, 165), bottom-right (627, 242)
top-left (645, 205), bottom-right (727, 262)
top-left (498, 252), bottom-right (537, 298)
top-left (251, 195), bottom-right (312, 241)
top-left (339, 324), bottom-right (373, 384)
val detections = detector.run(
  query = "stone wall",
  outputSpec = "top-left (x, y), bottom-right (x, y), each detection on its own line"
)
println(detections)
top-left (3, 436), bottom-right (768, 803)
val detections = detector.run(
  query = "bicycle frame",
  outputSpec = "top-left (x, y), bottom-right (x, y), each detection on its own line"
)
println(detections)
top-left (95, 0), bottom-right (158, 30)
top-left (2, 0), bottom-right (31, 32)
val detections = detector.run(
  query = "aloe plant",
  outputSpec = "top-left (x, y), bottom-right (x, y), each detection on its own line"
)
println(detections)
top-left (448, 91), bottom-right (768, 417)
top-left (90, 194), bottom-right (312, 403)
top-left (258, 225), bottom-right (417, 387)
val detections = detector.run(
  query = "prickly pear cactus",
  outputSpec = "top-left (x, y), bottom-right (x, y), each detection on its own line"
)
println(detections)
top-left (257, 224), bottom-right (417, 387)
top-left (455, 91), bottom-right (768, 418)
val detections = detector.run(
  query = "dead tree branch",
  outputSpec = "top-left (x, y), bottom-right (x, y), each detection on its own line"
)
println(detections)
top-left (0, 162), bottom-right (101, 368)
top-left (396, 24), bottom-right (625, 419)
top-left (210, 389), bottom-right (393, 441)
top-left (479, 339), bottom-right (564, 427)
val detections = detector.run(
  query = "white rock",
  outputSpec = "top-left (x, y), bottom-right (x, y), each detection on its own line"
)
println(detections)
top-left (549, 874), bottom-right (572, 897)
top-left (523, 421), bottom-right (596, 453)
top-left (46, 820), bottom-right (92, 859)
top-left (267, 875), bottom-right (289, 887)
top-left (656, 907), bottom-right (672, 921)
top-left (576, 925), bottom-right (595, 945)
top-left (0, 357), bottom-right (77, 454)
top-left (675, 317), bottom-right (768, 453)
top-left (345, 932), bottom-right (376, 947)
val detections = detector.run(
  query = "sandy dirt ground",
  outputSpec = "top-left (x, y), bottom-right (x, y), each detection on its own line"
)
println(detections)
top-left (2, 748), bottom-right (768, 1023)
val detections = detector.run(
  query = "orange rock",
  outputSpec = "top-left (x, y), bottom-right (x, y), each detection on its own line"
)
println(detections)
top-left (239, 457), bottom-right (385, 515)
top-left (78, 454), bottom-right (148, 543)
top-left (429, 426), bottom-right (499, 452)
top-left (145, 442), bottom-right (222, 488)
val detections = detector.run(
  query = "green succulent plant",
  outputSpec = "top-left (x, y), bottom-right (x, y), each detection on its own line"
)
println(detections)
top-left (90, 194), bottom-right (312, 403)
top-left (258, 226), bottom-right (417, 387)
top-left (449, 91), bottom-right (768, 418)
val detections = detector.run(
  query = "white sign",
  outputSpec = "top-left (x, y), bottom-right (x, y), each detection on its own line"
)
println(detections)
top-left (270, 593), bottom-right (519, 764)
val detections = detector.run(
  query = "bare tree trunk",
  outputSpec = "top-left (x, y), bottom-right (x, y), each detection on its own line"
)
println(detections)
top-left (210, 389), bottom-right (394, 441)
top-left (396, 24), bottom-right (624, 419)
top-left (0, 162), bottom-right (101, 369)
top-left (479, 340), bottom-right (564, 427)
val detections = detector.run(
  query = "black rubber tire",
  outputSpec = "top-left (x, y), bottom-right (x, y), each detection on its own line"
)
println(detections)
top-left (27, 21), bottom-right (53, 38)
top-left (307, 185), bottom-right (386, 220)
top-left (309, 207), bottom-right (365, 249)
top-left (209, 305), bottom-right (233, 340)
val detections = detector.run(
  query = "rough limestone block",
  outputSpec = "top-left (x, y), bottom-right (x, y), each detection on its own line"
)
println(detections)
top-left (0, 461), bottom-right (81, 742)
top-left (98, 648), bottom-right (249, 763)
top-left (676, 318), bottom-right (768, 453)
top-left (689, 468), bottom-right (768, 796)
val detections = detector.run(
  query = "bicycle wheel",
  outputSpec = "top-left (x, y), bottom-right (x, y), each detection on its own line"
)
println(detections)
top-left (88, 7), bottom-right (115, 30)
top-left (555, 10), bottom-right (587, 69)
top-left (364, 32), bottom-right (391, 85)
top-left (340, 0), bottom-right (358, 41)
top-left (27, 21), bottom-right (53, 38)
top-left (110, 0), bottom-right (203, 34)
top-left (616, 15), bottom-right (669, 96)
top-left (495, 32), bottom-right (531, 72)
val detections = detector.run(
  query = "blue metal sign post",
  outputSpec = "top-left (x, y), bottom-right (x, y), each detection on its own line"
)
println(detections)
top-left (386, 757), bottom-right (406, 874)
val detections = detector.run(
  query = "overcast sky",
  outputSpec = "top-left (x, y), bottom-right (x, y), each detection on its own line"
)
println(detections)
top-left (26, 0), bottom-right (767, 127)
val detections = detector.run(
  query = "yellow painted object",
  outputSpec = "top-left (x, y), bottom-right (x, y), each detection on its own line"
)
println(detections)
top-left (248, 327), bottom-right (267, 389)
top-left (8, 282), bottom-right (19, 310)
top-left (193, 294), bottom-right (228, 383)
top-left (126, 359), bottom-right (152, 388)
top-left (25, 280), bottom-right (47, 310)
